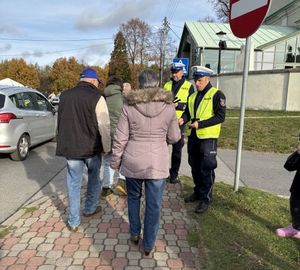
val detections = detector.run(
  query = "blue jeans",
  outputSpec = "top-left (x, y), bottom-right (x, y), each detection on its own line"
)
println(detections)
top-left (102, 153), bottom-right (114, 188)
top-left (126, 178), bottom-right (166, 250)
top-left (66, 154), bottom-right (102, 227)
top-left (103, 153), bottom-right (125, 188)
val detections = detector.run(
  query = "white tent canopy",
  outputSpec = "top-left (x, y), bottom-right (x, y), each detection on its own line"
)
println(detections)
top-left (0, 78), bottom-right (24, 87)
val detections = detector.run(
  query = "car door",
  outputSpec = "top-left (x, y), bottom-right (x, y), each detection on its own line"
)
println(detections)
top-left (13, 92), bottom-right (41, 145)
top-left (32, 93), bottom-right (57, 142)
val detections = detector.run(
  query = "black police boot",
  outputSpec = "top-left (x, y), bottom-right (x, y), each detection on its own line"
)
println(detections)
top-left (184, 193), bottom-right (200, 203)
top-left (194, 202), bottom-right (209, 214)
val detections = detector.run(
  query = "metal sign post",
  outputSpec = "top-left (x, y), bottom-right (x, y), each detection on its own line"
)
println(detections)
top-left (234, 37), bottom-right (251, 192)
top-left (229, 0), bottom-right (271, 191)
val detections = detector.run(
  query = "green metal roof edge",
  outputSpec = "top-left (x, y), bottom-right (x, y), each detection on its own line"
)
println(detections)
top-left (257, 28), bottom-right (300, 49)
top-left (184, 21), bottom-right (298, 49)
top-left (185, 21), bottom-right (241, 48)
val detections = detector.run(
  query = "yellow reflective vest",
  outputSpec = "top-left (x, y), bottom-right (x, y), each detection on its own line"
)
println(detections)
top-left (164, 80), bottom-right (192, 119)
top-left (186, 87), bottom-right (221, 139)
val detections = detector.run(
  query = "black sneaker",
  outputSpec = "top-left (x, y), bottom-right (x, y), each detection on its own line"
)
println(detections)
top-left (194, 202), bottom-right (209, 214)
top-left (184, 193), bottom-right (200, 203)
top-left (101, 187), bottom-right (113, 197)
top-left (167, 176), bottom-right (180, 184)
top-left (169, 177), bottom-right (180, 184)
top-left (66, 224), bottom-right (79, 233)
top-left (130, 235), bottom-right (140, 245)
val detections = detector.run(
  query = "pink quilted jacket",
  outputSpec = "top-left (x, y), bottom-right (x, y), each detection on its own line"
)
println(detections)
top-left (110, 88), bottom-right (181, 179)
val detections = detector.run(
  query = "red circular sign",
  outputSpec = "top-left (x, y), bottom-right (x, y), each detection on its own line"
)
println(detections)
top-left (229, 0), bottom-right (271, 38)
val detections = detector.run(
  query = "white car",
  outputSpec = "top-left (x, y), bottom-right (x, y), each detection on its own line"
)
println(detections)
top-left (0, 86), bottom-right (57, 161)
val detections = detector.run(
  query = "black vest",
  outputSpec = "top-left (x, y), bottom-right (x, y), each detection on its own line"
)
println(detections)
top-left (56, 81), bottom-right (103, 159)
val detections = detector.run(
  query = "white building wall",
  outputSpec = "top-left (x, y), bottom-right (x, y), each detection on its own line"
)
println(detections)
top-left (286, 72), bottom-right (300, 111)
top-left (210, 70), bottom-right (300, 111)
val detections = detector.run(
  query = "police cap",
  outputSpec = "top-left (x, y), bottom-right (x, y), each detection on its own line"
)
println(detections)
top-left (191, 66), bottom-right (213, 78)
top-left (170, 62), bottom-right (185, 72)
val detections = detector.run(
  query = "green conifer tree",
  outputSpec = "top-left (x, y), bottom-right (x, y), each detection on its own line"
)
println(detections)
top-left (108, 31), bottom-right (131, 83)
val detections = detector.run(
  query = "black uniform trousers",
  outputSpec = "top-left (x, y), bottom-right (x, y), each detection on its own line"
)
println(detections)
top-left (187, 136), bottom-right (218, 205)
top-left (169, 125), bottom-right (185, 180)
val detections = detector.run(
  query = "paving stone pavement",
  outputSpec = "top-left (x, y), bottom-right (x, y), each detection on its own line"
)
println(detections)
top-left (0, 182), bottom-right (200, 270)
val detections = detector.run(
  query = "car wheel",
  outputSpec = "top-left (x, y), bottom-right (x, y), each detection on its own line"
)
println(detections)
top-left (10, 134), bottom-right (30, 161)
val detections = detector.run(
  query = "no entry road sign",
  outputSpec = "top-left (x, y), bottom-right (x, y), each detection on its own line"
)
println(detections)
top-left (229, 0), bottom-right (271, 38)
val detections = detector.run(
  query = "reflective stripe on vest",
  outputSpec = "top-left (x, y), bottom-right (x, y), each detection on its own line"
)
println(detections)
top-left (186, 87), bottom-right (221, 139)
top-left (164, 80), bottom-right (192, 119)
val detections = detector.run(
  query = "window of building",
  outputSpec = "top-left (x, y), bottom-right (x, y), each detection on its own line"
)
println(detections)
top-left (285, 37), bottom-right (297, 63)
top-left (202, 49), bottom-right (218, 73)
top-left (221, 50), bottom-right (237, 73)
top-left (254, 51), bottom-right (263, 70)
top-left (202, 48), bottom-right (237, 74)
top-left (274, 42), bottom-right (286, 69)
top-left (262, 47), bottom-right (275, 70)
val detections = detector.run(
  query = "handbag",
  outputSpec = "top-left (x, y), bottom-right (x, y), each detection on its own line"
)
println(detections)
top-left (284, 151), bottom-right (300, 172)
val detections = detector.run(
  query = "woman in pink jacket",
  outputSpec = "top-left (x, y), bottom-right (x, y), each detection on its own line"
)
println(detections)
top-left (110, 69), bottom-right (181, 255)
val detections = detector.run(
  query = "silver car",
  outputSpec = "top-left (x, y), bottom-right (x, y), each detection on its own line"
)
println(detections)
top-left (0, 86), bottom-right (57, 161)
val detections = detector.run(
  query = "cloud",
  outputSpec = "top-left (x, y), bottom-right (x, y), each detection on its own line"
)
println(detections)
top-left (0, 24), bottom-right (21, 35)
top-left (0, 44), bottom-right (12, 52)
top-left (77, 42), bottom-right (113, 66)
top-left (75, 0), bottom-right (156, 30)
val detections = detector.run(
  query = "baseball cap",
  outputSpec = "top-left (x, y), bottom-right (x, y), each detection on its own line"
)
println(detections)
top-left (191, 66), bottom-right (213, 78)
top-left (80, 68), bottom-right (102, 83)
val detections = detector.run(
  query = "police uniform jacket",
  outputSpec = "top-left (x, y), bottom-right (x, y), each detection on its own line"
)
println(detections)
top-left (181, 82), bottom-right (226, 138)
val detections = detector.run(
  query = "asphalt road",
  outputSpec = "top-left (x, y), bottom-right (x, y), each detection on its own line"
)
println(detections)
top-left (180, 147), bottom-right (293, 197)
top-left (0, 142), bottom-right (66, 224)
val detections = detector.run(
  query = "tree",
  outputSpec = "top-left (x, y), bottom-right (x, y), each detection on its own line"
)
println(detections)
top-left (148, 23), bottom-right (177, 85)
top-left (108, 31), bottom-right (131, 83)
top-left (0, 58), bottom-right (39, 88)
top-left (120, 18), bottom-right (152, 67)
top-left (199, 15), bottom-right (217, 23)
top-left (208, 0), bottom-right (229, 22)
top-left (49, 57), bottom-right (84, 94)
top-left (37, 64), bottom-right (52, 94)
top-left (93, 64), bottom-right (109, 92)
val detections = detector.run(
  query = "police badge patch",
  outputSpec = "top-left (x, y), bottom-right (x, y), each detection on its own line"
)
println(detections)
top-left (220, 98), bottom-right (226, 107)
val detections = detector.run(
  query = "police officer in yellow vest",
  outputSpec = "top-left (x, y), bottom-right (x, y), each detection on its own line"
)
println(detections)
top-left (178, 66), bottom-right (226, 213)
top-left (164, 62), bottom-right (194, 184)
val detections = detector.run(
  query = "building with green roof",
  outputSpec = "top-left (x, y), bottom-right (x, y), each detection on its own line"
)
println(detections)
top-left (177, 21), bottom-right (300, 75)
top-left (264, 0), bottom-right (300, 28)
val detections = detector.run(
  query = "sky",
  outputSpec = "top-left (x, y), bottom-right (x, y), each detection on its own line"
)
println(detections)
top-left (0, 0), bottom-right (216, 68)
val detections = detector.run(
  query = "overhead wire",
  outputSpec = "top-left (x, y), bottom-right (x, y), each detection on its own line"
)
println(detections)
top-left (0, 37), bottom-right (112, 42)
top-left (168, 26), bottom-right (181, 40)
top-left (168, 0), bottom-right (180, 23)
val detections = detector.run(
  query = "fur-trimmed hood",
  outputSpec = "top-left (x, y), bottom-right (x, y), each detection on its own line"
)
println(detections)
top-left (124, 87), bottom-right (174, 118)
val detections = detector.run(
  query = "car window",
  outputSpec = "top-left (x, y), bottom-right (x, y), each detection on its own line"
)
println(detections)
top-left (9, 93), bottom-right (26, 109)
top-left (22, 93), bottom-right (37, 110)
top-left (10, 92), bottom-right (36, 110)
top-left (0, 94), bottom-right (5, 109)
top-left (35, 93), bottom-right (52, 111)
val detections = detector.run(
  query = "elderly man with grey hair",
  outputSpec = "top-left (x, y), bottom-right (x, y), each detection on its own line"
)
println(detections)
top-left (56, 67), bottom-right (111, 232)
top-left (111, 69), bottom-right (181, 255)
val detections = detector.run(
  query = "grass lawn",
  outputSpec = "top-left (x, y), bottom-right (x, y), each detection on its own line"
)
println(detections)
top-left (181, 177), bottom-right (300, 270)
top-left (219, 110), bottom-right (300, 153)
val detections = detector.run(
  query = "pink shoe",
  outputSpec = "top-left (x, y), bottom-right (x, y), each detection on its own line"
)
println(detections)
top-left (276, 225), bottom-right (300, 239)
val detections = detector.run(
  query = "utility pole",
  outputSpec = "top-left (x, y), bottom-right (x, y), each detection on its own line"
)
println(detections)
top-left (160, 17), bottom-right (169, 87)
